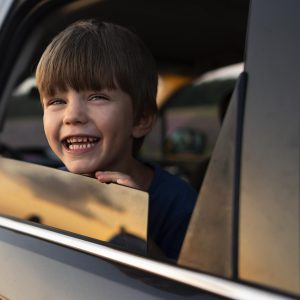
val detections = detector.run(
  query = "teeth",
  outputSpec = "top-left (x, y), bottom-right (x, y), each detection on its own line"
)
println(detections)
top-left (68, 143), bottom-right (95, 150)
top-left (66, 136), bottom-right (98, 144)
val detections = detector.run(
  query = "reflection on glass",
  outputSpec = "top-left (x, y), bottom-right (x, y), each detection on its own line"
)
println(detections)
top-left (0, 158), bottom-right (148, 254)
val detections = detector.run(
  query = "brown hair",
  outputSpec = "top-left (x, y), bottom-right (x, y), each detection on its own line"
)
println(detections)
top-left (36, 20), bottom-right (158, 153)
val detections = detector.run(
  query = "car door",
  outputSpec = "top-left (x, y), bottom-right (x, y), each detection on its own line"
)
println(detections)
top-left (0, 218), bottom-right (218, 300)
top-left (0, 0), bottom-right (298, 299)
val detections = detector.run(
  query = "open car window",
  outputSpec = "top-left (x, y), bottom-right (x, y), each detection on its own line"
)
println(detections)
top-left (0, 63), bottom-right (243, 191)
top-left (0, 62), bottom-right (243, 191)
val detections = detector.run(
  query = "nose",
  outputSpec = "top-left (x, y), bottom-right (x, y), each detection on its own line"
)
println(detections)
top-left (63, 99), bottom-right (88, 125)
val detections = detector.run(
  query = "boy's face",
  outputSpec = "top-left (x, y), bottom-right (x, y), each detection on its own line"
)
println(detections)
top-left (42, 87), bottom-right (140, 175)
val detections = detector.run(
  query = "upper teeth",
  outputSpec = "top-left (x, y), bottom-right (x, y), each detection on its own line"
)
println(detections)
top-left (67, 137), bottom-right (98, 143)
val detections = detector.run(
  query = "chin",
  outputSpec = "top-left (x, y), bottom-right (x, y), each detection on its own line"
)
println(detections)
top-left (66, 163), bottom-right (95, 175)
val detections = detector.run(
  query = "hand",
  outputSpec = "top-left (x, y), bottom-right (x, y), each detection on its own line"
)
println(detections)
top-left (95, 171), bottom-right (142, 190)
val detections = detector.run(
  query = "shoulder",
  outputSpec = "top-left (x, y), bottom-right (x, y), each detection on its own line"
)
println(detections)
top-left (148, 164), bottom-right (197, 206)
top-left (147, 164), bottom-right (197, 227)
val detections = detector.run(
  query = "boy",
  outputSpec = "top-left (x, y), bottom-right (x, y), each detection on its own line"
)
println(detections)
top-left (36, 20), bottom-right (197, 260)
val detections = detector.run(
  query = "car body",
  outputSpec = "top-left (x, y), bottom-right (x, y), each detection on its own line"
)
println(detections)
top-left (0, 0), bottom-right (299, 299)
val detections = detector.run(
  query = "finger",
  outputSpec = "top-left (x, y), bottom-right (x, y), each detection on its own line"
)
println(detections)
top-left (95, 171), bottom-right (129, 184)
top-left (115, 177), bottom-right (140, 189)
top-left (95, 171), bottom-right (140, 189)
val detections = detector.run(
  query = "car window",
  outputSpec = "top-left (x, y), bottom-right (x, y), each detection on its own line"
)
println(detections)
top-left (0, 0), bottom-right (13, 29)
top-left (1, 63), bottom-right (242, 191)
top-left (0, 157), bottom-right (148, 255)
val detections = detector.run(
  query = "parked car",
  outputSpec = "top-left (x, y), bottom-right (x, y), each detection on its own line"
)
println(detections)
top-left (0, 0), bottom-right (299, 299)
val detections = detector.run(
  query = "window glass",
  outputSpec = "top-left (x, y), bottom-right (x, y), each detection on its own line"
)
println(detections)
top-left (0, 157), bottom-right (148, 255)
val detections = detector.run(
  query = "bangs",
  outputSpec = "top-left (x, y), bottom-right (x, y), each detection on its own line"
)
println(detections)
top-left (36, 22), bottom-right (117, 97)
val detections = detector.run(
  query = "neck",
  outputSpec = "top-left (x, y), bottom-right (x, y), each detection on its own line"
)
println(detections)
top-left (127, 158), bottom-right (154, 191)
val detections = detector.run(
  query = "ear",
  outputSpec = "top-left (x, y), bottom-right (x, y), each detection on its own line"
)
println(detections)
top-left (132, 113), bottom-right (156, 138)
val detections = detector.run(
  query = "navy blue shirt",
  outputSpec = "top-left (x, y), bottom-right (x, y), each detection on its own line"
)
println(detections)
top-left (147, 164), bottom-right (197, 260)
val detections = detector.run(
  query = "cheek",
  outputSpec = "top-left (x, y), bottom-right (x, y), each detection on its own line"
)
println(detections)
top-left (92, 105), bottom-right (133, 133)
top-left (107, 114), bottom-right (133, 138)
top-left (112, 103), bottom-right (134, 130)
top-left (43, 113), bottom-right (58, 144)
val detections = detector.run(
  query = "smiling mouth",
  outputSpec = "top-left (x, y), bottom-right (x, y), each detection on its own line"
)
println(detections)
top-left (62, 136), bottom-right (100, 151)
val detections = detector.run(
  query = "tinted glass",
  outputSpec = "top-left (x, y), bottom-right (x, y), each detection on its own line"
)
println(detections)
top-left (0, 157), bottom-right (148, 254)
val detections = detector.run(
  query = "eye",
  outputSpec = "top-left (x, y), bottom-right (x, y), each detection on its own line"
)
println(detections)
top-left (47, 98), bottom-right (65, 106)
top-left (88, 93), bottom-right (109, 102)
